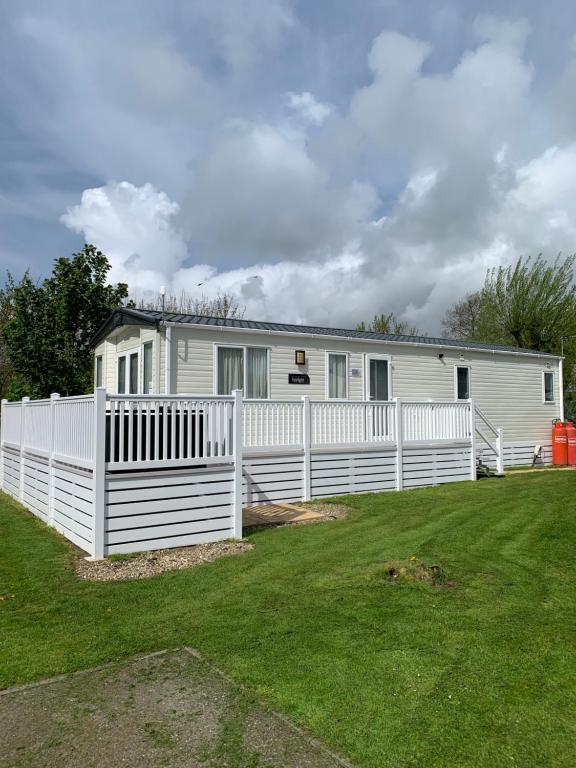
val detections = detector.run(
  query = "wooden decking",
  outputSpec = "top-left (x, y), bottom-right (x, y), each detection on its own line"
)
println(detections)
top-left (243, 502), bottom-right (323, 528)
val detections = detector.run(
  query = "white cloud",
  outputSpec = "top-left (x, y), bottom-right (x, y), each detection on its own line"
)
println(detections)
top-left (287, 92), bottom-right (332, 126)
top-left (181, 120), bottom-right (378, 262)
top-left (54, 13), bottom-right (576, 333)
top-left (61, 182), bottom-right (188, 290)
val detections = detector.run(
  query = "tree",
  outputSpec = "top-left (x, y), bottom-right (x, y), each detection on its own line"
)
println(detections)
top-left (0, 276), bottom-right (15, 399)
top-left (442, 292), bottom-right (483, 339)
top-left (2, 245), bottom-right (129, 398)
top-left (442, 254), bottom-right (576, 419)
top-left (136, 290), bottom-right (244, 319)
top-left (356, 312), bottom-right (420, 336)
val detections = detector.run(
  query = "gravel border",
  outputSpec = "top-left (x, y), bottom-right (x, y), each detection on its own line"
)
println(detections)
top-left (294, 501), bottom-right (351, 523)
top-left (76, 540), bottom-right (253, 582)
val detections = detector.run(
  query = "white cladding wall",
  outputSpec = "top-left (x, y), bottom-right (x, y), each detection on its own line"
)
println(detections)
top-left (96, 324), bottom-right (561, 445)
top-left (167, 327), bottom-right (560, 444)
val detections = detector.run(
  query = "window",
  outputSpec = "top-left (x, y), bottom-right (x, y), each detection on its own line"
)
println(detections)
top-left (142, 342), bottom-right (153, 394)
top-left (95, 356), bottom-right (103, 388)
top-left (117, 350), bottom-right (139, 394)
top-left (247, 347), bottom-right (268, 398)
top-left (327, 353), bottom-right (347, 399)
top-left (456, 366), bottom-right (470, 400)
top-left (117, 355), bottom-right (126, 394)
top-left (543, 371), bottom-right (555, 402)
top-left (366, 355), bottom-right (390, 400)
top-left (129, 352), bottom-right (138, 394)
top-left (216, 346), bottom-right (269, 398)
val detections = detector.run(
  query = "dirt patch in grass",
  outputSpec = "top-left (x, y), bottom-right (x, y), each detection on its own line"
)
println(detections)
top-left (76, 540), bottom-right (253, 582)
top-left (0, 649), bottom-right (350, 768)
top-left (384, 557), bottom-right (452, 587)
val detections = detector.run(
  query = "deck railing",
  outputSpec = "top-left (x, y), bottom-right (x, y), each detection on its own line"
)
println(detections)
top-left (243, 400), bottom-right (303, 448)
top-left (1, 391), bottom-right (503, 559)
top-left (401, 401), bottom-right (470, 442)
top-left (1, 393), bottom-right (480, 469)
top-left (310, 400), bottom-right (395, 446)
top-left (106, 395), bottom-right (234, 468)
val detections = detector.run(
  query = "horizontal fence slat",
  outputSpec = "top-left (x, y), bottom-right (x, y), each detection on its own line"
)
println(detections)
top-left (108, 491), bottom-right (234, 517)
top-left (106, 517), bottom-right (233, 545)
top-left (107, 506), bottom-right (233, 531)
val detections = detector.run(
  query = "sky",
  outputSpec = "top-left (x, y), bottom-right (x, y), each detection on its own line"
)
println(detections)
top-left (2, 0), bottom-right (576, 333)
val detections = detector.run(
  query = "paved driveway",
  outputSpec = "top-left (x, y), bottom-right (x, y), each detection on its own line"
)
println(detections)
top-left (0, 649), bottom-right (350, 768)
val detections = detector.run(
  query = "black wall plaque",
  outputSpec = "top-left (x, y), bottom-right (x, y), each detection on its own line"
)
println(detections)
top-left (288, 373), bottom-right (310, 385)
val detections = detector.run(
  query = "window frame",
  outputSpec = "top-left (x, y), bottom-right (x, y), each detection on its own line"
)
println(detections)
top-left (542, 370), bottom-right (555, 403)
top-left (213, 343), bottom-right (271, 399)
top-left (454, 364), bottom-right (471, 401)
top-left (325, 351), bottom-right (349, 400)
top-left (141, 341), bottom-right (154, 395)
top-left (95, 355), bottom-right (103, 389)
top-left (363, 353), bottom-right (392, 401)
top-left (117, 347), bottom-right (140, 395)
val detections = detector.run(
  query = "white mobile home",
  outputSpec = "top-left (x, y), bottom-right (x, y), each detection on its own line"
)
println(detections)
top-left (1, 308), bottom-right (563, 558)
top-left (93, 308), bottom-right (562, 466)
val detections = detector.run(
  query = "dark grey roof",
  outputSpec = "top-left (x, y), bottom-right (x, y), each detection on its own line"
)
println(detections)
top-left (92, 307), bottom-right (559, 358)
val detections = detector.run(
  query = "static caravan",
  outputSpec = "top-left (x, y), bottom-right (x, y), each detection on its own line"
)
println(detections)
top-left (93, 308), bottom-right (562, 468)
top-left (1, 308), bottom-right (564, 558)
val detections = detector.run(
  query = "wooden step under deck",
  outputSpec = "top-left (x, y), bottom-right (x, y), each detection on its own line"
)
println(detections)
top-left (243, 502), bottom-right (323, 528)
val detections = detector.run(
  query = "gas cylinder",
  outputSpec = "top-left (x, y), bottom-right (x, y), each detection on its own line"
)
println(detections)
top-left (552, 420), bottom-right (568, 466)
top-left (566, 421), bottom-right (576, 466)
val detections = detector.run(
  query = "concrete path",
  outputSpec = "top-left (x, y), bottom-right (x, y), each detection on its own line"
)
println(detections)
top-left (0, 649), bottom-right (351, 768)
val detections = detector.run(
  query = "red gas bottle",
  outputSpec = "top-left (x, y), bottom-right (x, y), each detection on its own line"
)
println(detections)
top-left (552, 421), bottom-right (568, 465)
top-left (566, 422), bottom-right (576, 466)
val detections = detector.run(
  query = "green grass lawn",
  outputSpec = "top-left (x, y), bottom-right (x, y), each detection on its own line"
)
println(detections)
top-left (1, 473), bottom-right (575, 767)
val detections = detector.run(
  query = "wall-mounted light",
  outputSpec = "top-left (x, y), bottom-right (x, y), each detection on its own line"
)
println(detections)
top-left (438, 353), bottom-right (444, 360)
top-left (295, 350), bottom-right (306, 366)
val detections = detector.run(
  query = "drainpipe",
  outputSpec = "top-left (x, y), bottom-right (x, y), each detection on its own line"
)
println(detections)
top-left (164, 325), bottom-right (172, 394)
top-left (559, 357), bottom-right (564, 422)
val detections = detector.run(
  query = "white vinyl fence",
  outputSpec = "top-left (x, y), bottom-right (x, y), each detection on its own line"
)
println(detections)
top-left (1, 391), bottom-right (503, 558)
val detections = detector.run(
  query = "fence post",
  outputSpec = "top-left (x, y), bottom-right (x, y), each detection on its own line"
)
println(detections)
top-left (19, 396), bottom-right (29, 502)
top-left (48, 393), bottom-right (60, 526)
top-left (394, 398), bottom-right (403, 491)
top-left (232, 389), bottom-right (243, 540)
top-left (468, 399), bottom-right (477, 481)
top-left (302, 396), bottom-right (311, 501)
top-left (0, 398), bottom-right (6, 491)
top-left (92, 388), bottom-right (107, 559)
top-left (496, 428), bottom-right (504, 475)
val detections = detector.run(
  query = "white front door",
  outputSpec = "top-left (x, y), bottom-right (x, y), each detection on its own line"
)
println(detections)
top-left (365, 355), bottom-right (391, 401)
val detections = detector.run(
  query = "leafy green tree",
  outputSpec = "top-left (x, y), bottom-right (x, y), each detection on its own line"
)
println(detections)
top-left (0, 276), bottom-right (15, 399)
top-left (442, 255), bottom-right (576, 419)
top-left (356, 312), bottom-right (420, 336)
top-left (2, 245), bottom-right (129, 398)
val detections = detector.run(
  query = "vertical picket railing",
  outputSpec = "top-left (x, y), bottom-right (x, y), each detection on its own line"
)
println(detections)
top-left (310, 401), bottom-right (396, 446)
top-left (243, 400), bottom-right (303, 448)
top-left (1, 401), bottom-right (23, 447)
top-left (52, 395), bottom-right (95, 467)
top-left (401, 401), bottom-right (470, 442)
top-left (105, 395), bottom-right (235, 467)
